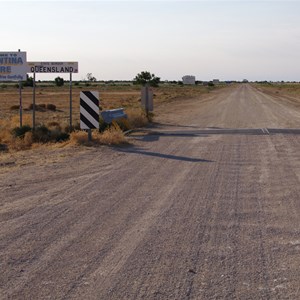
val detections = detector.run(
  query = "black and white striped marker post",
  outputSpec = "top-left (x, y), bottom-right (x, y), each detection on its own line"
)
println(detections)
top-left (80, 91), bottom-right (99, 141)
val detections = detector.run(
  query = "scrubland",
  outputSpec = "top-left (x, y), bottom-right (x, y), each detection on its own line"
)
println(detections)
top-left (0, 83), bottom-right (220, 152)
top-left (253, 82), bottom-right (300, 108)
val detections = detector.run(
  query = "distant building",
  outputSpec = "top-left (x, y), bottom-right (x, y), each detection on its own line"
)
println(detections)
top-left (212, 79), bottom-right (220, 85)
top-left (182, 75), bottom-right (196, 85)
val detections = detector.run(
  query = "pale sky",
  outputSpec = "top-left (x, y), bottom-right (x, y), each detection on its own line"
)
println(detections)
top-left (1, 0), bottom-right (300, 81)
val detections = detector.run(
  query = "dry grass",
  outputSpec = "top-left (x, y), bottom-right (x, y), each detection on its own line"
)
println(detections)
top-left (0, 115), bottom-right (31, 144)
top-left (98, 124), bottom-right (128, 145)
top-left (9, 132), bottom-right (33, 151)
top-left (0, 83), bottom-right (222, 127)
top-left (69, 124), bottom-right (127, 146)
top-left (0, 83), bottom-right (224, 152)
top-left (253, 83), bottom-right (300, 108)
top-left (126, 108), bottom-right (148, 129)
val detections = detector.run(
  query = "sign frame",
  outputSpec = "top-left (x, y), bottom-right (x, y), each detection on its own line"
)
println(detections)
top-left (27, 61), bottom-right (78, 73)
top-left (0, 51), bottom-right (27, 81)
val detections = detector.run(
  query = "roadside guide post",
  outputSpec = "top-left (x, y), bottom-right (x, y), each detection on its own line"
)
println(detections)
top-left (80, 91), bottom-right (100, 142)
top-left (141, 83), bottom-right (153, 120)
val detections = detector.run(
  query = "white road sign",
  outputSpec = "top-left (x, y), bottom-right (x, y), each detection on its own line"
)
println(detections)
top-left (0, 51), bottom-right (27, 81)
top-left (27, 61), bottom-right (78, 73)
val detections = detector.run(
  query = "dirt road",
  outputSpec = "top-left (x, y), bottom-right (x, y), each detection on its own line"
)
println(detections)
top-left (1, 84), bottom-right (300, 299)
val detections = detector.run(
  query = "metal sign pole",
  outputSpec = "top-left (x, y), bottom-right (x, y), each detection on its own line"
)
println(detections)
top-left (19, 81), bottom-right (22, 127)
top-left (88, 129), bottom-right (92, 142)
top-left (145, 83), bottom-right (149, 119)
top-left (69, 72), bottom-right (72, 130)
top-left (33, 72), bottom-right (36, 130)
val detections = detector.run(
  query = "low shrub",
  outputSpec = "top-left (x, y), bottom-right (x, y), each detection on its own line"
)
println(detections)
top-left (64, 122), bottom-right (80, 133)
top-left (115, 118), bottom-right (131, 131)
top-left (69, 130), bottom-right (90, 145)
top-left (126, 108), bottom-right (148, 128)
top-left (0, 144), bottom-right (8, 152)
top-left (32, 125), bottom-right (50, 143)
top-left (99, 117), bottom-right (110, 132)
top-left (28, 103), bottom-right (46, 111)
top-left (10, 105), bottom-right (20, 110)
top-left (11, 125), bottom-right (32, 138)
top-left (49, 128), bottom-right (69, 142)
top-left (47, 121), bottom-right (60, 127)
top-left (46, 104), bottom-right (56, 111)
top-left (99, 124), bottom-right (128, 145)
top-left (9, 131), bottom-right (33, 151)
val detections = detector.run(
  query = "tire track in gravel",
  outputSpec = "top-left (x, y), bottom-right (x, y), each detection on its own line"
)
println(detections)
top-left (67, 136), bottom-right (223, 300)
top-left (1, 134), bottom-right (214, 299)
top-left (1, 84), bottom-right (300, 299)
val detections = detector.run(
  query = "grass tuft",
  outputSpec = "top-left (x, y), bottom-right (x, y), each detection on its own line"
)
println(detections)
top-left (126, 108), bottom-right (149, 128)
top-left (98, 124), bottom-right (128, 145)
top-left (69, 124), bottom-right (127, 146)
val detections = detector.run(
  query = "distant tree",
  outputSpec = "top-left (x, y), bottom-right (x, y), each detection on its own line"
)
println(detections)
top-left (23, 75), bottom-right (34, 87)
top-left (54, 76), bottom-right (64, 87)
top-left (133, 71), bottom-right (160, 87)
top-left (86, 73), bottom-right (97, 82)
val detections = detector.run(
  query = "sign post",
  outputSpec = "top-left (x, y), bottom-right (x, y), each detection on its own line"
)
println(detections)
top-left (80, 91), bottom-right (100, 142)
top-left (33, 71), bottom-right (36, 130)
top-left (19, 81), bottom-right (22, 127)
top-left (141, 84), bottom-right (153, 119)
top-left (70, 72), bottom-right (73, 129)
top-left (0, 51), bottom-right (27, 127)
top-left (27, 61), bottom-right (78, 130)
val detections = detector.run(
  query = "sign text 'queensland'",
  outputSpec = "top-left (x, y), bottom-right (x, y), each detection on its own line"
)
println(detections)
top-left (27, 62), bottom-right (78, 73)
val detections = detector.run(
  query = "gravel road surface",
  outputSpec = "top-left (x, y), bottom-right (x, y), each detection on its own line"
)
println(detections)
top-left (1, 84), bottom-right (300, 299)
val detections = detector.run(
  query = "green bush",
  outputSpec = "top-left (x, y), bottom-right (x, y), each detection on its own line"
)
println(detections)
top-left (54, 77), bottom-right (64, 87)
top-left (99, 117), bottom-right (110, 132)
top-left (49, 129), bottom-right (70, 142)
top-left (64, 122), bottom-right (80, 133)
top-left (46, 104), bottom-right (56, 111)
top-left (10, 105), bottom-right (20, 110)
top-left (11, 125), bottom-right (32, 138)
top-left (23, 76), bottom-right (34, 87)
top-left (32, 125), bottom-right (50, 142)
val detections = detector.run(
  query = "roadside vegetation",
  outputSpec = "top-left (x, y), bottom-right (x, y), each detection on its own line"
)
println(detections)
top-left (253, 82), bottom-right (300, 108)
top-left (254, 81), bottom-right (300, 96)
top-left (0, 81), bottom-right (226, 152)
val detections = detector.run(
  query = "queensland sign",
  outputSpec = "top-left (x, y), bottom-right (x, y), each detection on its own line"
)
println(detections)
top-left (0, 51), bottom-right (27, 81)
top-left (27, 61), bottom-right (78, 73)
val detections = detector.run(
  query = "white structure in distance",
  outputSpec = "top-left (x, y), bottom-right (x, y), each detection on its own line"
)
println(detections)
top-left (182, 75), bottom-right (196, 85)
